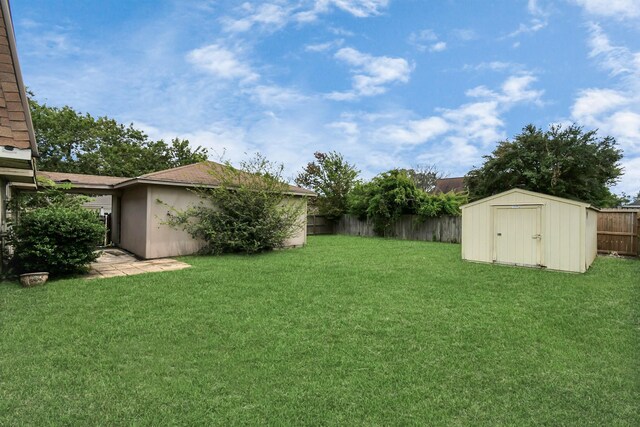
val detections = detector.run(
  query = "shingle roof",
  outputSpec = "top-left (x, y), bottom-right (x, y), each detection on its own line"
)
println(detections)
top-left (433, 177), bottom-right (465, 193)
top-left (133, 161), bottom-right (315, 195)
top-left (138, 161), bottom-right (227, 185)
top-left (38, 171), bottom-right (131, 187)
top-left (0, 0), bottom-right (37, 154)
top-left (38, 162), bottom-right (315, 196)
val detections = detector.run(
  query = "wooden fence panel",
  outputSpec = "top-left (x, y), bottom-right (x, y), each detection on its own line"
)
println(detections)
top-left (597, 209), bottom-right (638, 256)
top-left (334, 214), bottom-right (461, 243)
top-left (306, 215), bottom-right (334, 235)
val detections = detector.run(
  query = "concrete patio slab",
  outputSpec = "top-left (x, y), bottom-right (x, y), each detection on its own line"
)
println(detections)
top-left (87, 248), bottom-right (191, 279)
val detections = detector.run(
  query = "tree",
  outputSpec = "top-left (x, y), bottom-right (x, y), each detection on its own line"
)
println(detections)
top-left (295, 151), bottom-right (359, 220)
top-left (347, 169), bottom-right (466, 235)
top-left (29, 95), bottom-right (208, 177)
top-left (348, 169), bottom-right (422, 234)
top-left (402, 164), bottom-right (447, 192)
top-left (163, 154), bottom-right (306, 255)
top-left (465, 124), bottom-right (623, 207)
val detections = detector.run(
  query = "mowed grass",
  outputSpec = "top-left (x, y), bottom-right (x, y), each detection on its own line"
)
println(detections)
top-left (1, 236), bottom-right (638, 426)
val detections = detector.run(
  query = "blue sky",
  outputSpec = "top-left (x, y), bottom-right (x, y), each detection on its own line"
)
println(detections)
top-left (12, 0), bottom-right (640, 194)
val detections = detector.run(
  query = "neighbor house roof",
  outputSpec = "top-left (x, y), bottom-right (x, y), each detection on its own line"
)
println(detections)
top-left (39, 162), bottom-right (315, 196)
top-left (433, 177), bottom-right (465, 193)
top-left (0, 0), bottom-right (37, 155)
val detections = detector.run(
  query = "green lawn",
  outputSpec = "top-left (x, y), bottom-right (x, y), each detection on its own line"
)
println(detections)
top-left (1, 236), bottom-right (638, 425)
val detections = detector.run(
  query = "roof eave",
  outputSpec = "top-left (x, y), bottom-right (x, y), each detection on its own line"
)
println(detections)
top-left (115, 177), bottom-right (316, 196)
top-left (1, 0), bottom-right (39, 158)
top-left (461, 188), bottom-right (591, 209)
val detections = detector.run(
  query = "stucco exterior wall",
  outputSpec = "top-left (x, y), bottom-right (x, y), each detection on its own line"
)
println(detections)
top-left (144, 185), bottom-right (308, 258)
top-left (120, 185), bottom-right (148, 258)
top-left (462, 190), bottom-right (593, 273)
top-left (146, 185), bottom-right (208, 259)
top-left (283, 198), bottom-right (308, 247)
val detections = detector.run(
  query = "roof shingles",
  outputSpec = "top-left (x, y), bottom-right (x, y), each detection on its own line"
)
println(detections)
top-left (0, 2), bottom-right (32, 151)
top-left (38, 171), bottom-right (131, 187)
top-left (38, 162), bottom-right (315, 195)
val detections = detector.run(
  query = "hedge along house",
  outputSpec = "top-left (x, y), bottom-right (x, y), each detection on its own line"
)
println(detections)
top-left (39, 162), bottom-right (315, 259)
top-left (0, 0), bottom-right (39, 238)
top-left (461, 189), bottom-right (598, 273)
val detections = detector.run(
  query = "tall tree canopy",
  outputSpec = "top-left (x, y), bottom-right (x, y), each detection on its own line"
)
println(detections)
top-left (29, 96), bottom-right (208, 177)
top-left (295, 151), bottom-right (359, 220)
top-left (401, 164), bottom-right (447, 192)
top-left (465, 124), bottom-right (624, 207)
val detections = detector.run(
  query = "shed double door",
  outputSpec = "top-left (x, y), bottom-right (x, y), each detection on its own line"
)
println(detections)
top-left (493, 206), bottom-right (542, 267)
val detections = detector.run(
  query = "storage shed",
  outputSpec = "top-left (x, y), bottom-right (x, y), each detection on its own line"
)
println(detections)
top-left (461, 189), bottom-right (598, 273)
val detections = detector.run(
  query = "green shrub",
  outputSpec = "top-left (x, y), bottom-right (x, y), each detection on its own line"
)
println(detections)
top-left (11, 206), bottom-right (105, 276)
top-left (347, 169), bottom-right (422, 234)
top-left (164, 155), bottom-right (306, 255)
top-left (416, 192), bottom-right (468, 219)
top-left (348, 169), bottom-right (467, 234)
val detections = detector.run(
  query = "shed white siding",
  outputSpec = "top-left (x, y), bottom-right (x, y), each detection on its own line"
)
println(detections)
top-left (461, 189), bottom-right (598, 273)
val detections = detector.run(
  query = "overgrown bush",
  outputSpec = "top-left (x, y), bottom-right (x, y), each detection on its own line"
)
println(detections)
top-left (416, 192), bottom-right (468, 219)
top-left (11, 206), bottom-right (105, 276)
top-left (164, 155), bottom-right (307, 255)
top-left (348, 169), bottom-right (422, 233)
top-left (348, 169), bottom-right (467, 235)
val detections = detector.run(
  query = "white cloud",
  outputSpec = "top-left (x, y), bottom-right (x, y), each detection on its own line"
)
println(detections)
top-left (368, 74), bottom-right (544, 170)
top-left (571, 0), bottom-right (640, 20)
top-left (620, 157), bottom-right (640, 194)
top-left (430, 41), bottom-right (447, 52)
top-left (500, 75), bottom-right (545, 104)
top-left (570, 25), bottom-right (640, 193)
top-left (507, 19), bottom-right (547, 37)
top-left (466, 74), bottom-right (544, 105)
top-left (328, 47), bottom-right (413, 99)
top-left (305, 39), bottom-right (344, 52)
top-left (221, 0), bottom-right (390, 32)
top-left (464, 61), bottom-right (523, 72)
top-left (587, 23), bottom-right (639, 77)
top-left (571, 88), bottom-right (630, 119)
top-left (221, 3), bottom-right (290, 33)
top-left (245, 85), bottom-right (309, 107)
top-left (186, 44), bottom-right (259, 82)
top-left (409, 29), bottom-right (447, 52)
top-left (19, 21), bottom-right (83, 58)
top-left (377, 117), bottom-right (450, 146)
top-left (507, 0), bottom-right (549, 38)
top-left (296, 0), bottom-right (390, 22)
top-left (451, 28), bottom-right (477, 41)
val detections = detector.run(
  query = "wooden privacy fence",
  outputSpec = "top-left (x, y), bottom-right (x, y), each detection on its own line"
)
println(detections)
top-left (334, 214), bottom-right (461, 243)
top-left (597, 209), bottom-right (639, 256)
top-left (307, 215), bottom-right (334, 235)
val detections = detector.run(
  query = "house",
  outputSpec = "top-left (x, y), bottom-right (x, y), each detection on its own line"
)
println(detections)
top-left (621, 197), bottom-right (640, 210)
top-left (0, 0), bottom-right (38, 237)
top-left (461, 189), bottom-right (598, 273)
top-left (433, 177), bottom-right (465, 193)
top-left (39, 162), bottom-right (314, 259)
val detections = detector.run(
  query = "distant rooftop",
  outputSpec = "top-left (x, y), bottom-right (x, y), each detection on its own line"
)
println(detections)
top-left (433, 177), bottom-right (465, 193)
